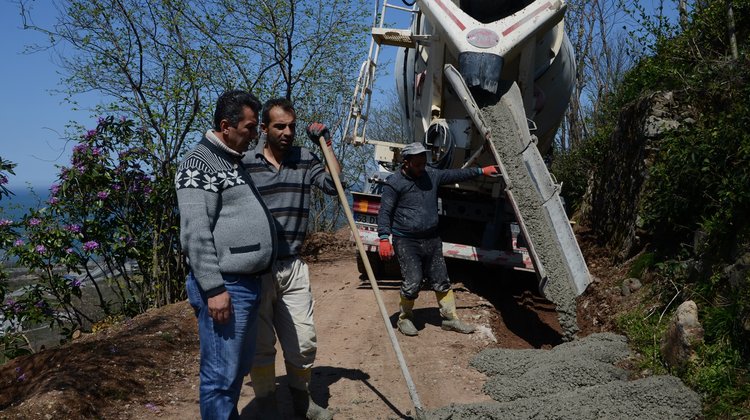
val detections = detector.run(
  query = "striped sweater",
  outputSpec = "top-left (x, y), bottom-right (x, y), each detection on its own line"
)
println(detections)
top-left (175, 136), bottom-right (276, 297)
top-left (243, 138), bottom-right (336, 257)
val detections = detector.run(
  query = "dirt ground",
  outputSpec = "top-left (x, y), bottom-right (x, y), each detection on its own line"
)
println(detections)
top-left (0, 228), bottom-right (629, 419)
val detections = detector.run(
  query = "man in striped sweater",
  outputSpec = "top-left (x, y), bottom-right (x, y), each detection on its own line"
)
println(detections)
top-left (176, 90), bottom-right (277, 419)
top-left (243, 98), bottom-right (340, 419)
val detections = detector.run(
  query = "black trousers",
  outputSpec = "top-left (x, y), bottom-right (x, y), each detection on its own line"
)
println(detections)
top-left (392, 236), bottom-right (450, 300)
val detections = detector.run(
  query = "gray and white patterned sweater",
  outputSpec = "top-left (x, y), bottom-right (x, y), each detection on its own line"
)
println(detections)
top-left (175, 136), bottom-right (276, 297)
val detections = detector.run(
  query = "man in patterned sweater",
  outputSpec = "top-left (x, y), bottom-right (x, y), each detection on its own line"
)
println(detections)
top-left (175, 89), bottom-right (277, 419)
top-left (243, 98), bottom-right (340, 420)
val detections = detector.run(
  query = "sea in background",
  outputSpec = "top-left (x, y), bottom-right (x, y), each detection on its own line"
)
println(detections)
top-left (0, 187), bottom-right (50, 263)
top-left (0, 186), bottom-right (50, 222)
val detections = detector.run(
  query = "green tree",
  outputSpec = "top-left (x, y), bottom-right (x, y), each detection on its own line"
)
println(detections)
top-left (16, 0), bottom-right (370, 302)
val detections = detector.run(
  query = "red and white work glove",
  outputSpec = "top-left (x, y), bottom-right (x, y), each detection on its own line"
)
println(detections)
top-left (306, 122), bottom-right (332, 147)
top-left (481, 165), bottom-right (500, 177)
top-left (379, 238), bottom-right (394, 261)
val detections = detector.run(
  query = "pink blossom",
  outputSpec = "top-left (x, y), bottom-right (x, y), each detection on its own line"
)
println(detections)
top-left (7, 300), bottom-right (22, 315)
top-left (0, 219), bottom-right (12, 227)
top-left (83, 241), bottom-right (99, 252)
top-left (47, 197), bottom-right (59, 205)
top-left (35, 245), bottom-right (46, 254)
top-left (50, 184), bottom-right (60, 195)
top-left (66, 247), bottom-right (74, 254)
top-left (65, 224), bottom-right (81, 233)
top-left (13, 239), bottom-right (24, 247)
top-left (97, 191), bottom-right (109, 200)
top-left (28, 218), bottom-right (41, 226)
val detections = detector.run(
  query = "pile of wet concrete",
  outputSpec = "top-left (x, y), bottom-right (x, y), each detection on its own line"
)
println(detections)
top-left (427, 333), bottom-right (701, 419)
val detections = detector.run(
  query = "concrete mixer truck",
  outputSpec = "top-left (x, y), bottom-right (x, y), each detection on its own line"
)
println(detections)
top-left (344, 0), bottom-right (590, 337)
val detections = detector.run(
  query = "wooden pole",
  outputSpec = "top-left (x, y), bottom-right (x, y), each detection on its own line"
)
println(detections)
top-left (317, 137), bottom-right (426, 419)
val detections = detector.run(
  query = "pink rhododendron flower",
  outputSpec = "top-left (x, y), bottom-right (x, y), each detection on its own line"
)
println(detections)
top-left (83, 241), bottom-right (99, 252)
top-left (65, 224), bottom-right (81, 233)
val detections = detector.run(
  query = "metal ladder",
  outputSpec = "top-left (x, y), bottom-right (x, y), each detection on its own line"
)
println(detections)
top-left (343, 0), bottom-right (422, 146)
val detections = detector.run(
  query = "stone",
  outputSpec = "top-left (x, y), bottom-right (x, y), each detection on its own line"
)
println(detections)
top-left (723, 253), bottom-right (750, 291)
top-left (620, 278), bottom-right (642, 296)
top-left (660, 300), bottom-right (704, 369)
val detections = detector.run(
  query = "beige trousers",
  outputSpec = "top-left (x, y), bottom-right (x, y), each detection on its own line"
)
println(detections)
top-left (253, 256), bottom-right (317, 370)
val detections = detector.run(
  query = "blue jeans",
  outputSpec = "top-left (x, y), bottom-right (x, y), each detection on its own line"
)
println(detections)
top-left (186, 272), bottom-right (262, 420)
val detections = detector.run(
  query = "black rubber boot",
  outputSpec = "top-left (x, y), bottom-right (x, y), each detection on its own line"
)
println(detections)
top-left (255, 391), bottom-right (282, 419)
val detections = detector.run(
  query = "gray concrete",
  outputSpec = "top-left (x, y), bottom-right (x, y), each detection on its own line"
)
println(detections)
top-left (479, 85), bottom-right (580, 339)
top-left (429, 333), bottom-right (702, 419)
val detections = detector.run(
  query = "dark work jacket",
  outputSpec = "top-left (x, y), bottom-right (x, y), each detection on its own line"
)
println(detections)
top-left (377, 166), bottom-right (480, 239)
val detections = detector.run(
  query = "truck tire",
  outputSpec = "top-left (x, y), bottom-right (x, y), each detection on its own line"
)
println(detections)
top-left (356, 251), bottom-right (401, 280)
top-left (356, 251), bottom-right (382, 279)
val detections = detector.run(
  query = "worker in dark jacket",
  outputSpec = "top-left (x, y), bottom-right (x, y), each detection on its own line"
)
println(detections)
top-left (377, 142), bottom-right (499, 336)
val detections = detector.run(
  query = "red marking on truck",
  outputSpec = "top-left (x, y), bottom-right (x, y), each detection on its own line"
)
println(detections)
top-left (435, 0), bottom-right (466, 31)
top-left (502, 1), bottom-right (552, 37)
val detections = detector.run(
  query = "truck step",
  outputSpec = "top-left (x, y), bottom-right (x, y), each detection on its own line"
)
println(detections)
top-left (371, 28), bottom-right (430, 48)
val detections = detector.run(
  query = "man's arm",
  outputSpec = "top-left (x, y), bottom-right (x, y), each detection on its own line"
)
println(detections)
top-left (436, 166), bottom-right (499, 185)
top-left (307, 122), bottom-right (341, 175)
top-left (377, 182), bottom-right (397, 238)
top-left (376, 182), bottom-right (397, 260)
top-left (176, 167), bottom-right (232, 323)
top-left (307, 122), bottom-right (341, 195)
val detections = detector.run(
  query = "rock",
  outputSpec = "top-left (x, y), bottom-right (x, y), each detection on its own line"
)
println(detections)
top-left (693, 229), bottom-right (709, 256)
top-left (660, 300), bottom-right (704, 369)
top-left (723, 252), bottom-right (750, 291)
top-left (620, 278), bottom-right (642, 296)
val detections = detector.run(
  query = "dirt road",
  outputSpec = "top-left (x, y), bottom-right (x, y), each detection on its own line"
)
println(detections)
top-left (126, 254), bottom-right (548, 419)
top-left (0, 234), bottom-right (701, 419)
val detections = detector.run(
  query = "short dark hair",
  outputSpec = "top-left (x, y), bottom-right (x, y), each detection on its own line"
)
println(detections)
top-left (213, 89), bottom-right (261, 131)
top-left (262, 97), bottom-right (296, 126)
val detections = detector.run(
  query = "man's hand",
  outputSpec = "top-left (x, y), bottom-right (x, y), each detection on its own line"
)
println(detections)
top-left (307, 122), bottom-right (331, 147)
top-left (481, 165), bottom-right (500, 177)
top-left (379, 238), bottom-right (394, 261)
top-left (207, 291), bottom-right (232, 324)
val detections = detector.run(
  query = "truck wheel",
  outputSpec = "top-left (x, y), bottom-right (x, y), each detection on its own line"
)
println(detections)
top-left (356, 251), bottom-right (383, 279)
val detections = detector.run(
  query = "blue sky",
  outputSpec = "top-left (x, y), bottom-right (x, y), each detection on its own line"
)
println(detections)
top-left (0, 1), bottom-right (678, 192)
top-left (0, 0), bottom-right (401, 192)
top-left (0, 1), bottom-right (98, 191)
